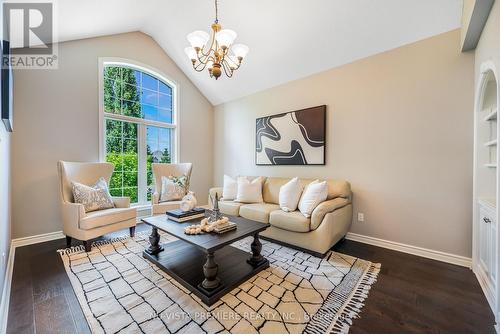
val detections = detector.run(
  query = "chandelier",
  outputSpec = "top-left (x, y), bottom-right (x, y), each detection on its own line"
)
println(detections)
top-left (184, 0), bottom-right (249, 80)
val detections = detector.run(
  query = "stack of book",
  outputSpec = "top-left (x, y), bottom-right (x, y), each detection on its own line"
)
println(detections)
top-left (214, 221), bottom-right (237, 234)
top-left (166, 208), bottom-right (205, 222)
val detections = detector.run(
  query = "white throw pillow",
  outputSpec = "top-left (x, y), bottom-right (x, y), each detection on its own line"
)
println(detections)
top-left (72, 177), bottom-right (115, 213)
top-left (160, 175), bottom-right (189, 202)
top-left (279, 177), bottom-right (303, 212)
top-left (222, 175), bottom-right (237, 200)
top-left (298, 180), bottom-right (328, 217)
top-left (235, 176), bottom-right (264, 203)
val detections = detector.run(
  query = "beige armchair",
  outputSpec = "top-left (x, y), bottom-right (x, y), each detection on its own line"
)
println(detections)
top-left (58, 161), bottom-right (137, 252)
top-left (151, 163), bottom-right (193, 215)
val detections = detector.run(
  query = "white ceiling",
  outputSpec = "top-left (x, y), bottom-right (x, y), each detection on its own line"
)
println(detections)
top-left (57, 0), bottom-right (463, 105)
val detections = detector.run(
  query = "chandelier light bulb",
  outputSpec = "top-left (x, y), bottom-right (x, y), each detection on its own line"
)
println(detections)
top-left (215, 29), bottom-right (237, 48)
top-left (184, 47), bottom-right (197, 60)
top-left (231, 44), bottom-right (249, 59)
top-left (187, 30), bottom-right (210, 49)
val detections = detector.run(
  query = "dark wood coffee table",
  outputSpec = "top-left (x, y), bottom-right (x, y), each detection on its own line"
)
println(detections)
top-left (141, 214), bottom-right (270, 305)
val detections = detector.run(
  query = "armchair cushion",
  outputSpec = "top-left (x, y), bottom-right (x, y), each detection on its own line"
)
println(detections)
top-left (112, 196), bottom-right (130, 208)
top-left (80, 207), bottom-right (136, 230)
top-left (311, 197), bottom-right (350, 230)
top-left (152, 200), bottom-right (182, 215)
top-left (269, 210), bottom-right (311, 232)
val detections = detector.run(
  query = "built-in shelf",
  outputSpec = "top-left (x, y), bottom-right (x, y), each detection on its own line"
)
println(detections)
top-left (485, 139), bottom-right (498, 147)
top-left (485, 163), bottom-right (497, 168)
top-left (484, 108), bottom-right (498, 121)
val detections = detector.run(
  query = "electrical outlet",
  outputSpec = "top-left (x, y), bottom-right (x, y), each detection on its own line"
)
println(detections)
top-left (357, 213), bottom-right (365, 222)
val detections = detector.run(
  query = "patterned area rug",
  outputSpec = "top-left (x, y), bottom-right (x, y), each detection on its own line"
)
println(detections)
top-left (58, 232), bottom-right (380, 334)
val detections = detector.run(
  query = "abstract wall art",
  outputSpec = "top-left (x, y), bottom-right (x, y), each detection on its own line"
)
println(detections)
top-left (255, 105), bottom-right (326, 165)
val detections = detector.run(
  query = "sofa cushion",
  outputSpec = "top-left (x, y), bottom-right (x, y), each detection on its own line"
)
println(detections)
top-left (298, 180), bottom-right (328, 217)
top-left (235, 176), bottom-right (264, 203)
top-left (269, 210), bottom-right (311, 232)
top-left (219, 201), bottom-right (244, 216)
top-left (279, 177), bottom-right (303, 212)
top-left (239, 203), bottom-right (280, 223)
top-left (80, 207), bottom-right (136, 230)
top-left (263, 177), bottom-right (351, 204)
top-left (222, 175), bottom-right (237, 200)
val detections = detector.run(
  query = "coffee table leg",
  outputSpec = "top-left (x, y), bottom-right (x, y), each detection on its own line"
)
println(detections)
top-left (202, 251), bottom-right (220, 289)
top-left (146, 227), bottom-right (164, 255)
top-left (247, 233), bottom-right (264, 266)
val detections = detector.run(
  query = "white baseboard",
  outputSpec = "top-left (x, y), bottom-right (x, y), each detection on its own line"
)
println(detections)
top-left (473, 263), bottom-right (496, 313)
top-left (0, 230), bottom-right (65, 333)
top-left (346, 232), bottom-right (472, 268)
top-left (11, 230), bottom-right (65, 248)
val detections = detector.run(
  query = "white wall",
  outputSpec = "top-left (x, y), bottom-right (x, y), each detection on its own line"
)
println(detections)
top-left (214, 29), bottom-right (475, 258)
top-left (11, 32), bottom-right (213, 238)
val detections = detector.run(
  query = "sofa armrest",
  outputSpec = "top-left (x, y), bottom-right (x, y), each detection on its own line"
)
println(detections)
top-left (311, 197), bottom-right (350, 230)
top-left (208, 187), bottom-right (223, 208)
top-left (152, 192), bottom-right (160, 205)
top-left (112, 196), bottom-right (130, 208)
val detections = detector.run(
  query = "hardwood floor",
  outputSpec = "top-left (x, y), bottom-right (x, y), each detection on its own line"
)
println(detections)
top-left (6, 224), bottom-right (495, 334)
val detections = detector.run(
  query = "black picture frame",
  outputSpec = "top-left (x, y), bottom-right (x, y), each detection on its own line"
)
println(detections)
top-left (1, 40), bottom-right (13, 132)
top-left (255, 105), bottom-right (326, 166)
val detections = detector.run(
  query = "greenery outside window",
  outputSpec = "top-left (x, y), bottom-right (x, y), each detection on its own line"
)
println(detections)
top-left (101, 62), bottom-right (177, 205)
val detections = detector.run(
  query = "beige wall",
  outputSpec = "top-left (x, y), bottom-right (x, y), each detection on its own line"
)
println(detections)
top-left (0, 7), bottom-right (11, 302)
top-left (0, 122), bottom-right (11, 300)
top-left (214, 29), bottom-right (475, 257)
top-left (11, 32), bottom-right (214, 238)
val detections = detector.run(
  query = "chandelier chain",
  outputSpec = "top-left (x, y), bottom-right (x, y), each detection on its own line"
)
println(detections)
top-left (214, 0), bottom-right (218, 23)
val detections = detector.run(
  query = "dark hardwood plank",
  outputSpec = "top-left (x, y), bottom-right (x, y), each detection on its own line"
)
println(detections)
top-left (332, 239), bottom-right (496, 334)
top-left (6, 224), bottom-right (496, 334)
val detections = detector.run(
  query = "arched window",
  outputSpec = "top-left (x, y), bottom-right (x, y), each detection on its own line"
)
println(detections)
top-left (100, 60), bottom-right (177, 205)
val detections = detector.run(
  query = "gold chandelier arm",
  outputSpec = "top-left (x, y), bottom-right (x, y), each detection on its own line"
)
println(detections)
top-left (193, 55), bottom-right (216, 72)
top-left (198, 33), bottom-right (217, 58)
top-left (221, 60), bottom-right (234, 78)
top-left (196, 49), bottom-right (212, 64)
top-left (224, 55), bottom-right (241, 70)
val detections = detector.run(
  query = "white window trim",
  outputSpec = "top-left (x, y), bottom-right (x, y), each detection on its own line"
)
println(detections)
top-left (98, 57), bottom-right (180, 206)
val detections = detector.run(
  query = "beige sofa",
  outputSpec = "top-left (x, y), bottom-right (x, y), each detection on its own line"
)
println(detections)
top-left (209, 177), bottom-right (352, 257)
top-left (58, 161), bottom-right (137, 252)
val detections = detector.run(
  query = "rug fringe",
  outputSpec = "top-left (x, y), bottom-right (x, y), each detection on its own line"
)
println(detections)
top-left (56, 230), bottom-right (150, 255)
top-left (329, 263), bottom-right (381, 334)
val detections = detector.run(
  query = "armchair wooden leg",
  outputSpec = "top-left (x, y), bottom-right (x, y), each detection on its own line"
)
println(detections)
top-left (83, 240), bottom-right (91, 252)
top-left (129, 226), bottom-right (136, 237)
top-left (66, 236), bottom-right (72, 248)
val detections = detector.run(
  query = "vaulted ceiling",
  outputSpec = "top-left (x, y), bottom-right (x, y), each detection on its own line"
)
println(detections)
top-left (58, 0), bottom-right (463, 105)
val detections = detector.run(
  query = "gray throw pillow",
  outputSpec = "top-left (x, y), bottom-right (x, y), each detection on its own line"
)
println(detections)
top-left (72, 177), bottom-right (115, 213)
